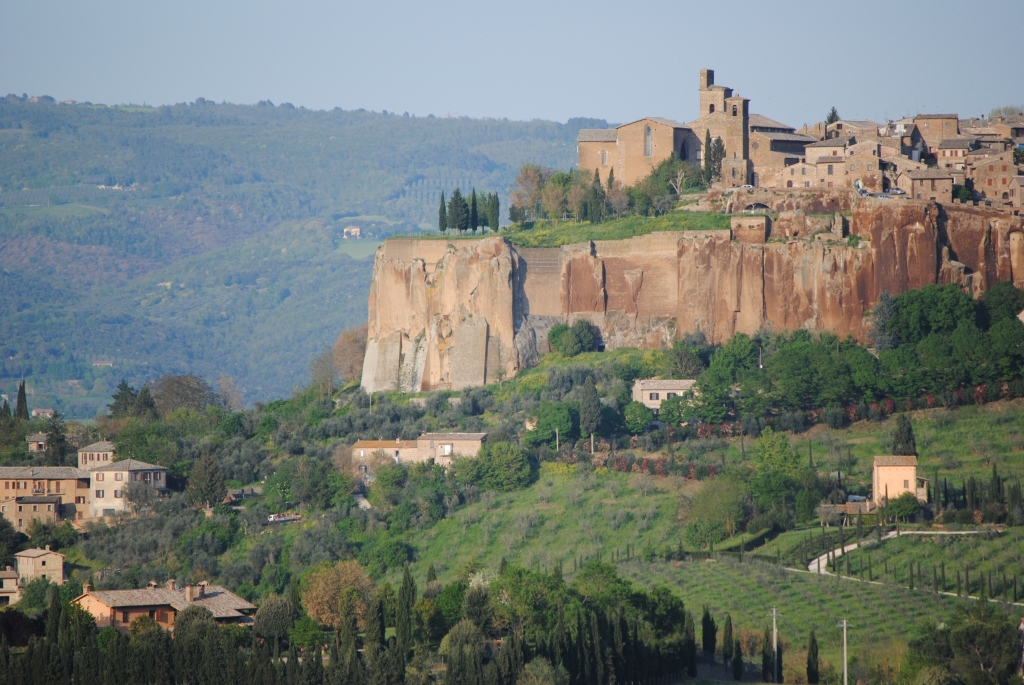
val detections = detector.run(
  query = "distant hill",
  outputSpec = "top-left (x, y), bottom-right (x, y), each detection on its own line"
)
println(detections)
top-left (0, 95), bottom-right (608, 416)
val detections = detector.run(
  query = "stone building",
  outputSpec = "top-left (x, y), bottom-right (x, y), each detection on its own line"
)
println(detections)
top-left (913, 114), bottom-right (959, 154)
top-left (897, 169), bottom-right (953, 202)
top-left (15, 546), bottom-right (64, 586)
top-left (1, 496), bottom-right (60, 532)
top-left (631, 379), bottom-right (696, 412)
top-left (937, 137), bottom-right (979, 170)
top-left (416, 432), bottom-right (488, 466)
top-left (77, 441), bottom-right (115, 471)
top-left (577, 69), bottom-right (806, 190)
top-left (967, 150), bottom-right (1021, 203)
top-left (75, 580), bottom-right (255, 633)
top-left (872, 455), bottom-right (928, 505)
top-left (0, 466), bottom-right (91, 523)
top-left (90, 459), bottom-right (168, 518)
top-left (0, 567), bottom-right (19, 606)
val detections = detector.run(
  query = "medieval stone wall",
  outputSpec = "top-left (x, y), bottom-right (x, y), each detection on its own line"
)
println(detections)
top-left (360, 197), bottom-right (1023, 392)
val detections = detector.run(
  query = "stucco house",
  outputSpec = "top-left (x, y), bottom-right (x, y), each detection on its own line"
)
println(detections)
top-left (872, 455), bottom-right (928, 505)
top-left (416, 432), bottom-right (488, 466)
top-left (0, 567), bottom-right (19, 606)
top-left (75, 580), bottom-right (255, 633)
top-left (77, 441), bottom-right (116, 471)
top-left (631, 379), bottom-right (696, 412)
top-left (15, 546), bottom-right (64, 585)
top-left (90, 459), bottom-right (169, 518)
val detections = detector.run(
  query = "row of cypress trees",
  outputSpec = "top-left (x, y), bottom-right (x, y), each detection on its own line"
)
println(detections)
top-left (0, 382), bottom-right (30, 423)
top-left (438, 189), bottom-right (500, 234)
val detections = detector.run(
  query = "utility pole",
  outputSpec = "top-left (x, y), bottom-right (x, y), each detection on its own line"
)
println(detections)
top-left (837, 619), bottom-right (851, 685)
top-left (767, 607), bottom-right (780, 683)
top-left (555, 427), bottom-right (559, 451)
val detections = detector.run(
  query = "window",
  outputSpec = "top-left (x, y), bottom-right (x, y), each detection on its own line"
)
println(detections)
top-left (41, 561), bottom-right (45, 567)
top-left (46, 505), bottom-right (51, 511)
top-left (1004, 165), bottom-right (1009, 172)
top-left (787, 180), bottom-right (793, 187)
top-left (868, 164), bottom-right (873, 171)
top-left (440, 444), bottom-right (453, 456)
top-left (904, 480), bottom-right (909, 488)
top-left (601, 150), bottom-right (607, 166)
top-left (17, 506), bottom-right (22, 512)
top-left (732, 168), bottom-right (736, 178)
top-left (644, 126), bottom-right (652, 157)
top-left (801, 167), bottom-right (806, 175)
top-left (649, 393), bottom-right (660, 400)
top-left (0, 507), bottom-right (4, 513)
top-left (989, 179), bottom-right (993, 186)
top-left (17, 520), bottom-right (21, 528)
top-left (114, 490), bottom-right (122, 499)
top-left (95, 490), bottom-right (104, 498)
top-left (931, 180), bottom-right (936, 191)
top-left (158, 610), bottom-right (168, 623)
top-left (115, 473), bottom-right (123, 481)
top-left (827, 165), bottom-right (833, 175)
top-left (96, 473), bottom-right (104, 482)
top-left (990, 165), bottom-right (995, 171)
top-left (32, 505), bottom-right (37, 512)
top-left (121, 612), bottom-right (129, 624)
top-left (155, 473), bottom-right (162, 481)
top-left (667, 393), bottom-right (677, 399)
top-left (709, 104), bottom-right (715, 113)
top-left (805, 181), bottom-right (810, 188)
top-left (850, 164), bottom-right (855, 171)
top-left (732, 104), bottom-right (737, 116)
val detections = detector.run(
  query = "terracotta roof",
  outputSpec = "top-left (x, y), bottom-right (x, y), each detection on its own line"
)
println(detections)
top-left (0, 570), bottom-right (17, 580)
top-left (748, 114), bottom-right (795, 131)
top-left (81, 585), bottom-right (255, 619)
top-left (16, 548), bottom-right (64, 559)
top-left (906, 169), bottom-right (953, 180)
top-left (418, 432), bottom-right (488, 441)
top-left (92, 458), bottom-right (166, 472)
top-left (577, 129), bottom-right (617, 143)
top-left (78, 441), bottom-right (114, 453)
top-left (351, 439), bottom-right (416, 450)
top-left (753, 131), bottom-right (816, 143)
top-left (807, 136), bottom-right (852, 148)
top-left (815, 156), bottom-right (846, 163)
top-left (0, 466), bottom-right (90, 479)
top-left (938, 137), bottom-right (977, 149)
top-left (915, 113), bottom-right (958, 119)
top-left (25, 433), bottom-right (47, 442)
top-left (15, 496), bottom-right (61, 504)
top-left (633, 379), bottom-right (697, 390)
top-left (873, 455), bottom-right (918, 467)
top-left (617, 117), bottom-right (689, 130)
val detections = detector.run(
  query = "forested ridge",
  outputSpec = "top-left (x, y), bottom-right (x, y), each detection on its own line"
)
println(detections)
top-left (0, 95), bottom-right (601, 415)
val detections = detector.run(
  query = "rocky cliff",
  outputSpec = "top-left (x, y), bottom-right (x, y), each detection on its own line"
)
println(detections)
top-left (361, 196), bottom-right (1023, 393)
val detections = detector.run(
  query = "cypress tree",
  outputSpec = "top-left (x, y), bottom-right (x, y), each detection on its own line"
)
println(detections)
top-left (470, 190), bottom-right (479, 233)
top-left (731, 640), bottom-right (743, 681)
top-left (606, 168), bottom-right (615, 191)
top-left (0, 400), bottom-right (10, 422)
top-left (683, 612), bottom-right (697, 677)
top-left (396, 565), bottom-right (416, 655)
top-left (721, 614), bottom-right (733, 663)
top-left (490, 194), bottom-right (500, 233)
top-left (438, 192), bottom-right (447, 233)
top-left (761, 628), bottom-right (772, 683)
top-left (579, 377), bottom-right (601, 454)
top-left (891, 414), bottom-right (917, 455)
top-left (776, 640), bottom-right (783, 684)
top-left (366, 597), bottom-right (385, 651)
top-left (15, 381), bottom-right (28, 421)
top-left (426, 564), bottom-right (437, 583)
top-left (806, 631), bottom-right (819, 684)
top-left (703, 130), bottom-right (714, 185)
top-left (701, 605), bottom-right (717, 661)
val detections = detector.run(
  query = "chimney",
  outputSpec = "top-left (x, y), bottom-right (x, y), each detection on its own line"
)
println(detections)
top-left (184, 584), bottom-right (196, 602)
top-left (45, 545), bottom-right (50, 551)
top-left (165, 579), bottom-right (176, 590)
top-left (83, 582), bottom-right (91, 593)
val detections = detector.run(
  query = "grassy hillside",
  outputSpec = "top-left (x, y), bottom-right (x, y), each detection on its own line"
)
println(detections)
top-left (0, 97), bottom-right (602, 415)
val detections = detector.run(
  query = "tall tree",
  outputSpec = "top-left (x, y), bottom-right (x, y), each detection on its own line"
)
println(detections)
top-left (438, 191), bottom-right (448, 233)
top-left (448, 189), bottom-right (469, 233)
top-left (108, 381), bottom-right (138, 417)
top-left (761, 627), bottom-right (772, 682)
top-left (825, 107), bottom-right (840, 125)
top-left (254, 596), bottom-right (299, 659)
top-left (892, 414), bottom-right (917, 456)
top-left (701, 605), bottom-right (717, 661)
top-left (470, 189), bottom-right (479, 233)
top-left (806, 630), bottom-right (819, 684)
top-left (396, 564), bottom-right (416, 655)
top-left (702, 130), bottom-right (713, 186)
top-left (722, 614), bottom-right (733, 663)
top-left (133, 386), bottom-right (158, 420)
top-left (870, 291), bottom-right (898, 351)
top-left (578, 377), bottom-right (601, 454)
top-left (683, 612), bottom-right (697, 677)
top-left (709, 137), bottom-right (726, 182)
top-left (186, 453), bottom-right (226, 508)
top-left (15, 382), bottom-right (28, 421)
top-left (488, 193), bottom-right (500, 233)
top-left (732, 640), bottom-right (743, 681)
top-left (606, 168), bottom-right (615, 191)
top-left (43, 412), bottom-right (69, 466)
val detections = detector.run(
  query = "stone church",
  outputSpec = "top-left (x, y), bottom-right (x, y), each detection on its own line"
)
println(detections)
top-left (577, 69), bottom-right (814, 189)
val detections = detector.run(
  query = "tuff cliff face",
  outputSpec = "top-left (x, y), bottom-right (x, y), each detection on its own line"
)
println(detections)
top-left (361, 197), bottom-right (1023, 393)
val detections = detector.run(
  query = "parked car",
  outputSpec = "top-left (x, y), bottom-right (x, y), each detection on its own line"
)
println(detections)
top-left (889, 188), bottom-right (906, 195)
top-left (738, 184), bottom-right (754, 189)
top-left (875, 194), bottom-right (892, 200)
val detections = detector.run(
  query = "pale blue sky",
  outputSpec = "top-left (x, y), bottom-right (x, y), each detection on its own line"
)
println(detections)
top-left (3, 0), bottom-right (1020, 127)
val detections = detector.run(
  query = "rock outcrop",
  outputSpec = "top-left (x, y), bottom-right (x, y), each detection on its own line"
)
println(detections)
top-left (361, 196), bottom-right (1023, 392)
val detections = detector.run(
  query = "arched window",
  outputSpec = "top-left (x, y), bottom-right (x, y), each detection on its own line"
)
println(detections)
top-left (787, 180), bottom-right (793, 188)
top-left (644, 126), bottom-right (652, 157)
top-left (601, 150), bottom-right (607, 166)
top-left (732, 105), bottom-right (737, 116)
top-left (709, 104), bottom-right (715, 114)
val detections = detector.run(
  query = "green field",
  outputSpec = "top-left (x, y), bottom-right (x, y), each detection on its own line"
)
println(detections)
top-left (404, 463), bottom-right (689, 583)
top-left (622, 557), bottom-right (975, 668)
top-left (405, 209), bottom-right (731, 248)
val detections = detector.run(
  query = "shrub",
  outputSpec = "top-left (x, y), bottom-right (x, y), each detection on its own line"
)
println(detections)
top-left (624, 402), bottom-right (654, 435)
top-left (821, 407), bottom-right (847, 429)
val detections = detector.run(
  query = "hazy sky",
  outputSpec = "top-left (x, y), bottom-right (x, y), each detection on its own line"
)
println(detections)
top-left (3, 0), bottom-right (1021, 127)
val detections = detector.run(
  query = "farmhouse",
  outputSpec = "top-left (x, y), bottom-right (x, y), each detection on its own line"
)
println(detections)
top-left (75, 580), bottom-right (255, 633)
top-left (631, 379), bottom-right (696, 412)
top-left (872, 455), bottom-right (928, 505)
top-left (15, 546), bottom-right (64, 585)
